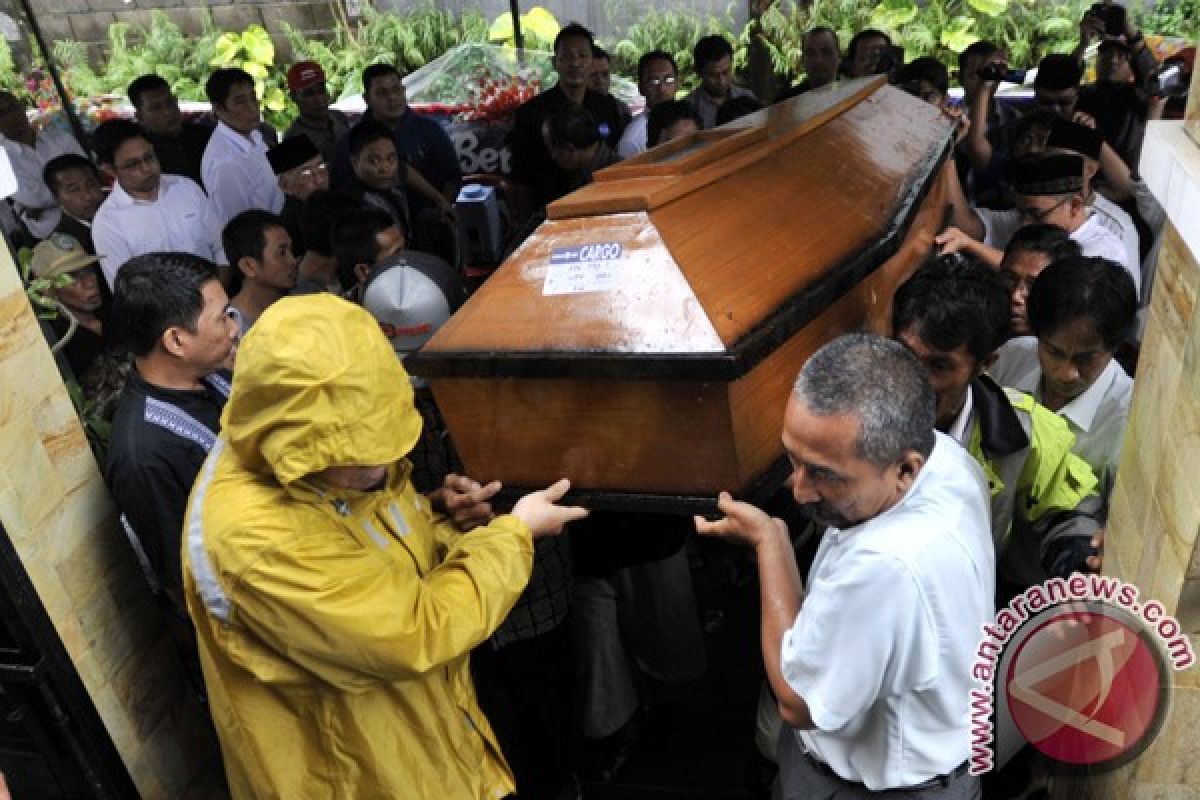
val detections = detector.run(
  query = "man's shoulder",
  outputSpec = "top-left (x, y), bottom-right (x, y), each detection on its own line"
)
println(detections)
top-left (161, 173), bottom-right (205, 196)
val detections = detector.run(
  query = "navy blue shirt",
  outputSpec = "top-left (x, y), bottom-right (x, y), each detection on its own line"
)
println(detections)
top-left (331, 109), bottom-right (462, 197)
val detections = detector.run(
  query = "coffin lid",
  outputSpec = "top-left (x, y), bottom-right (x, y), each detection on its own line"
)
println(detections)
top-left (410, 77), bottom-right (955, 382)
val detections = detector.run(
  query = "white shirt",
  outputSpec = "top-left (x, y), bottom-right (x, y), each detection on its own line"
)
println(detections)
top-left (979, 206), bottom-right (1139, 295)
top-left (946, 385), bottom-right (975, 447)
top-left (685, 85), bottom-right (757, 130)
top-left (991, 335), bottom-right (1132, 500)
top-left (92, 174), bottom-right (225, 287)
top-left (0, 126), bottom-right (86, 239)
top-left (782, 432), bottom-right (995, 790)
top-left (1091, 193), bottom-right (1139, 280)
top-left (617, 113), bottom-right (649, 159)
top-left (201, 121), bottom-right (284, 229)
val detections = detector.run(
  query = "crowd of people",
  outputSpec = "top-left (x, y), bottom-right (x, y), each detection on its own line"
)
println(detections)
top-left (4, 3), bottom-right (1185, 798)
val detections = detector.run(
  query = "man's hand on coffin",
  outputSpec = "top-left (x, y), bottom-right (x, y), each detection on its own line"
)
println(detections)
top-left (940, 103), bottom-right (970, 144)
top-left (511, 479), bottom-right (590, 538)
top-left (693, 491), bottom-right (787, 550)
top-left (1072, 111), bottom-right (1098, 129)
top-left (430, 473), bottom-right (503, 532)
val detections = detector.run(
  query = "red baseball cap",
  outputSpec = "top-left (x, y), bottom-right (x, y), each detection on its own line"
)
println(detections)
top-left (287, 61), bottom-right (325, 92)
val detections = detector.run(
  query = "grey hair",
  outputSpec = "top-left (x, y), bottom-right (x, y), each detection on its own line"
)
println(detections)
top-left (793, 333), bottom-right (936, 466)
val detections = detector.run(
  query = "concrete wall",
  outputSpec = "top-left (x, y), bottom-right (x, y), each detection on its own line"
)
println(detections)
top-left (1055, 40), bottom-right (1200, 800)
top-left (24, 0), bottom-right (748, 70)
top-left (0, 253), bottom-right (226, 798)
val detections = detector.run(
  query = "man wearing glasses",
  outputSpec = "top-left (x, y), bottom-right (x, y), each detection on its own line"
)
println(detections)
top-left (283, 61), bottom-right (348, 166)
top-left (937, 153), bottom-right (1126, 284)
top-left (91, 119), bottom-right (225, 288)
top-left (617, 50), bottom-right (679, 159)
top-left (267, 135), bottom-right (329, 257)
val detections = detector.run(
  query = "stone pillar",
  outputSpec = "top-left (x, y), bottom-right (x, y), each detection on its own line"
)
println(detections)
top-left (0, 250), bottom-right (225, 797)
top-left (1061, 39), bottom-right (1200, 800)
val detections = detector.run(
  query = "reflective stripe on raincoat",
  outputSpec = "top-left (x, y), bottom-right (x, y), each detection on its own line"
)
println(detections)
top-left (182, 294), bottom-right (532, 799)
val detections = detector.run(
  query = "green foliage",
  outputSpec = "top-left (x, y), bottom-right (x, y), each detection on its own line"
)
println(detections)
top-left (282, 2), bottom-right (488, 101)
top-left (488, 6), bottom-right (561, 51)
top-left (739, 0), bottom-right (1105, 88)
top-left (610, 5), bottom-right (739, 92)
top-left (1131, 0), bottom-right (1200, 39)
top-left (0, 38), bottom-right (27, 94)
top-left (209, 25), bottom-right (289, 122)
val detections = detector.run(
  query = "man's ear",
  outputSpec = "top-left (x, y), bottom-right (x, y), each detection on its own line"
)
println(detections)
top-left (238, 256), bottom-right (259, 281)
top-left (354, 262), bottom-right (371, 286)
top-left (895, 451), bottom-right (925, 493)
top-left (160, 325), bottom-right (188, 359)
top-left (983, 350), bottom-right (999, 369)
top-left (100, 163), bottom-right (117, 183)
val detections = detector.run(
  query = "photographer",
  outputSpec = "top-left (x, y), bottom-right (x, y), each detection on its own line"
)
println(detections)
top-left (1073, 2), bottom-right (1161, 170)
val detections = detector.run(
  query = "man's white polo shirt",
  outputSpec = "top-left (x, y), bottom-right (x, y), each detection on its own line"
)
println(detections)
top-left (0, 126), bottom-right (86, 239)
top-left (781, 431), bottom-right (995, 790)
top-left (978, 206), bottom-right (1139, 296)
top-left (991, 335), bottom-right (1132, 500)
top-left (201, 120), bottom-right (285, 229)
top-left (92, 174), bottom-right (224, 287)
top-left (617, 113), bottom-right (649, 159)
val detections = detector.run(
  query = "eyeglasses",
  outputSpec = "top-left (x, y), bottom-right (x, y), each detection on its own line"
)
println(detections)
top-left (297, 163), bottom-right (329, 181)
top-left (116, 150), bottom-right (158, 172)
top-left (1016, 196), bottom-right (1071, 223)
top-left (645, 76), bottom-right (677, 87)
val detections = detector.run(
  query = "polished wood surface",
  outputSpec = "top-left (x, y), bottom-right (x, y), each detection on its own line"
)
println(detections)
top-left (427, 82), bottom-right (951, 357)
top-left (416, 80), bottom-right (955, 498)
top-left (424, 212), bottom-right (724, 355)
top-left (431, 377), bottom-right (742, 494)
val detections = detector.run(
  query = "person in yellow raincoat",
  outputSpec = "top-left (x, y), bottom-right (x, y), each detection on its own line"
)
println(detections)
top-left (182, 293), bottom-right (587, 799)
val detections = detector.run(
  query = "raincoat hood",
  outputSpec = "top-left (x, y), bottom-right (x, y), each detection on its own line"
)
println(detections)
top-left (221, 294), bottom-right (421, 486)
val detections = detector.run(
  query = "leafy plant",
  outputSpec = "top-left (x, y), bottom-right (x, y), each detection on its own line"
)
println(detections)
top-left (488, 6), bottom-right (561, 51)
top-left (611, 5), bottom-right (740, 92)
top-left (282, 3), bottom-right (488, 101)
top-left (210, 25), bottom-right (289, 122)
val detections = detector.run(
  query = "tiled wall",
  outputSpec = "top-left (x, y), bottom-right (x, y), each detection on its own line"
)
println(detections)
top-left (0, 252), bottom-right (225, 798)
top-left (1061, 67), bottom-right (1200, 800)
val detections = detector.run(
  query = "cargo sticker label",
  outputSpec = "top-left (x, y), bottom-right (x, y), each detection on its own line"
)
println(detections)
top-left (543, 242), bottom-right (623, 295)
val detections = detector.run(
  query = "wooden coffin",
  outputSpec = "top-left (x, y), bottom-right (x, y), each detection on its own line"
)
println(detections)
top-left (409, 77), bottom-right (955, 507)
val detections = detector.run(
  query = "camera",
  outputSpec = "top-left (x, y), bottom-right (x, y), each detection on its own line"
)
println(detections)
top-left (1153, 63), bottom-right (1189, 98)
top-left (1089, 3), bottom-right (1127, 37)
top-left (873, 46), bottom-right (904, 76)
top-left (976, 63), bottom-right (1027, 83)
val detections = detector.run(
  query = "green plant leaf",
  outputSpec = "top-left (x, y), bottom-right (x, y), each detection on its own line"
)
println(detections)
top-left (522, 7), bottom-right (561, 44)
top-left (212, 32), bottom-right (242, 66)
top-left (869, 0), bottom-right (919, 31)
top-left (263, 86), bottom-right (287, 112)
top-left (966, 0), bottom-right (1009, 17)
top-left (488, 12), bottom-right (515, 44)
top-left (241, 25), bottom-right (275, 65)
top-left (1038, 16), bottom-right (1074, 35)
top-left (242, 60), bottom-right (268, 81)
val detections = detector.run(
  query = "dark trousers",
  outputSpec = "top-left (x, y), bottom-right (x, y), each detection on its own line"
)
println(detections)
top-left (473, 622), bottom-right (576, 800)
top-left (776, 728), bottom-right (980, 800)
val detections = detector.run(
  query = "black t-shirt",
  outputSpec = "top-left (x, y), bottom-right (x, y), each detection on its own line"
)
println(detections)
top-left (150, 122), bottom-right (214, 190)
top-left (508, 85), bottom-right (626, 211)
top-left (105, 370), bottom-right (228, 604)
top-left (1077, 82), bottom-right (1148, 170)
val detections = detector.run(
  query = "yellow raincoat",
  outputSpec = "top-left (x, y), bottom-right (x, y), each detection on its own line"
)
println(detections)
top-left (182, 294), bottom-right (533, 799)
